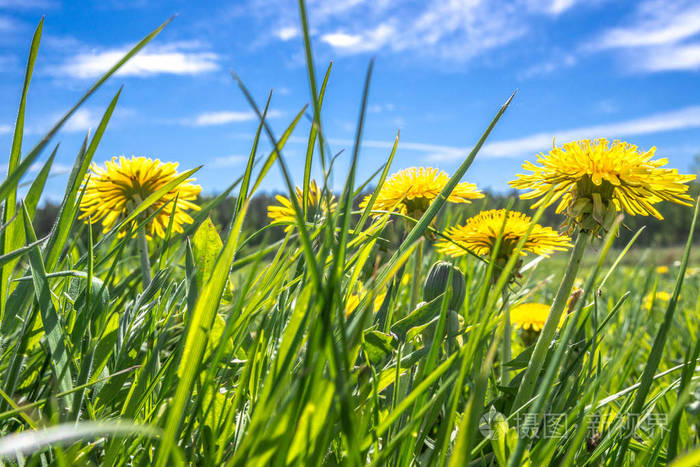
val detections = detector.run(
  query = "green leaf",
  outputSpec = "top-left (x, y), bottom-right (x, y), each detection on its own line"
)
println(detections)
top-left (390, 297), bottom-right (442, 341)
top-left (363, 330), bottom-right (397, 366)
top-left (191, 217), bottom-right (223, 290)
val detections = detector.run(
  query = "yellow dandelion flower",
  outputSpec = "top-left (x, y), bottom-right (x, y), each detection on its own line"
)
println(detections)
top-left (360, 167), bottom-right (483, 220)
top-left (345, 286), bottom-right (387, 317)
top-left (267, 180), bottom-right (336, 232)
top-left (511, 303), bottom-right (550, 332)
top-left (79, 156), bottom-right (201, 239)
top-left (509, 139), bottom-right (695, 233)
top-left (656, 265), bottom-right (669, 275)
top-left (511, 303), bottom-right (565, 332)
top-left (643, 291), bottom-right (673, 311)
top-left (436, 209), bottom-right (572, 259)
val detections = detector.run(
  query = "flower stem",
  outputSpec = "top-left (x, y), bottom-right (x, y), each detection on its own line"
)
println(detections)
top-left (501, 291), bottom-right (512, 385)
top-left (138, 228), bottom-right (152, 289)
top-left (409, 240), bottom-right (424, 310)
top-left (509, 230), bottom-right (589, 414)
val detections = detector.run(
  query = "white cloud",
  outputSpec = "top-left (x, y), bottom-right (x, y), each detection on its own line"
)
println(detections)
top-left (368, 103), bottom-right (395, 113)
top-left (25, 107), bottom-right (135, 135)
top-left (445, 105), bottom-right (700, 159)
top-left (0, 124), bottom-right (11, 135)
top-left (50, 163), bottom-right (72, 175)
top-left (0, 161), bottom-right (71, 177)
top-left (194, 111), bottom-right (256, 126)
top-left (309, 105), bottom-right (700, 161)
top-left (57, 41), bottom-right (220, 79)
top-left (638, 42), bottom-right (700, 72)
top-left (187, 109), bottom-right (282, 126)
top-left (321, 23), bottom-right (395, 53)
top-left (595, 0), bottom-right (700, 49)
top-left (0, 0), bottom-right (56, 8)
top-left (276, 26), bottom-right (299, 41)
top-left (300, 136), bottom-right (466, 160)
top-left (254, 0), bottom-right (575, 63)
top-left (63, 108), bottom-right (99, 133)
top-left (210, 155), bottom-right (247, 167)
top-left (0, 54), bottom-right (16, 70)
top-left (0, 15), bottom-right (17, 32)
top-left (519, 53), bottom-right (577, 79)
top-left (321, 32), bottom-right (362, 49)
top-left (548, 0), bottom-right (579, 14)
top-left (522, 0), bottom-right (582, 15)
top-left (595, 99), bottom-right (618, 114)
top-left (591, 0), bottom-right (700, 72)
top-left (33, 162), bottom-right (72, 175)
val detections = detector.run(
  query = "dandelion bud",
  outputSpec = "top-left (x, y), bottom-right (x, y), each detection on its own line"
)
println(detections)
top-left (423, 261), bottom-right (466, 311)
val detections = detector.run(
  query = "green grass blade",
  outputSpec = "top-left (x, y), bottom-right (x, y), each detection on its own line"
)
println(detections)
top-left (297, 0), bottom-right (328, 172)
top-left (21, 202), bottom-right (74, 406)
top-left (355, 131), bottom-right (398, 234)
top-left (235, 92), bottom-right (270, 219)
top-left (0, 422), bottom-right (160, 459)
top-left (1, 18), bottom-right (43, 320)
top-left (302, 61), bottom-right (332, 213)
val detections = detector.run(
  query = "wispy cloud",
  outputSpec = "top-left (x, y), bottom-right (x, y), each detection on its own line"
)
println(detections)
top-left (0, 161), bottom-right (72, 177)
top-left (0, 54), bottom-right (16, 70)
top-left (62, 108), bottom-right (100, 133)
top-left (321, 23), bottom-right (395, 54)
top-left (368, 103), bottom-right (395, 113)
top-left (591, 0), bottom-right (700, 72)
top-left (24, 107), bottom-right (135, 135)
top-left (183, 109), bottom-right (282, 127)
top-left (312, 105), bottom-right (700, 161)
top-left (444, 105), bottom-right (700, 159)
top-left (546, 0), bottom-right (580, 15)
top-left (0, 0), bottom-right (56, 8)
top-left (519, 53), bottom-right (577, 79)
top-left (0, 124), bottom-right (12, 135)
top-left (0, 15), bottom-right (17, 32)
top-left (321, 137), bottom-right (465, 160)
top-left (56, 41), bottom-right (220, 79)
top-left (637, 42), bottom-right (700, 72)
top-left (253, 0), bottom-right (582, 62)
top-left (276, 26), bottom-right (299, 41)
top-left (595, 0), bottom-right (700, 49)
top-left (193, 111), bottom-right (257, 126)
top-left (209, 154), bottom-right (247, 167)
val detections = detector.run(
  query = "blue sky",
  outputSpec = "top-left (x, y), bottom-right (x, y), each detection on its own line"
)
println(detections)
top-left (1, 0), bottom-right (700, 200)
